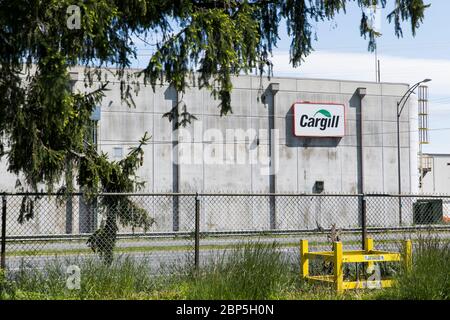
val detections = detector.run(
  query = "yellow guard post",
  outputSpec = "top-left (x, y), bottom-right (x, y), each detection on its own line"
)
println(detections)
top-left (300, 238), bottom-right (412, 294)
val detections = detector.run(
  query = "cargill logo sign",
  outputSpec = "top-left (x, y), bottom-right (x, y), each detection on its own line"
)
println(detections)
top-left (293, 103), bottom-right (345, 137)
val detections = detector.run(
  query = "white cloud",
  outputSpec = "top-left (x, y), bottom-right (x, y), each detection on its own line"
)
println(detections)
top-left (271, 50), bottom-right (450, 96)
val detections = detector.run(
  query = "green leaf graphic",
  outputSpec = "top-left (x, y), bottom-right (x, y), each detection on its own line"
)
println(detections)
top-left (314, 109), bottom-right (332, 118)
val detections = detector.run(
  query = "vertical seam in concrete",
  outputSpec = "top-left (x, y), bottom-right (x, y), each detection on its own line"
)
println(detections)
top-left (172, 89), bottom-right (180, 191)
top-left (172, 88), bottom-right (180, 232)
top-left (339, 83), bottom-right (343, 193)
top-left (250, 90), bottom-right (254, 194)
top-left (408, 99), bottom-right (412, 193)
top-left (340, 139), bottom-right (343, 193)
top-left (296, 92), bottom-right (300, 193)
top-left (381, 89), bottom-right (385, 194)
top-left (336, 94), bottom-right (342, 192)
top-left (202, 89), bottom-right (205, 193)
top-left (297, 132), bottom-right (299, 193)
top-left (250, 89), bottom-right (255, 226)
top-left (269, 88), bottom-right (276, 229)
top-left (380, 85), bottom-right (385, 193)
top-left (433, 157), bottom-right (436, 193)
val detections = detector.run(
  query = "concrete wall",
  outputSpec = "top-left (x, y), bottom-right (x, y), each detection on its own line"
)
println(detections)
top-left (422, 154), bottom-right (450, 194)
top-left (0, 159), bottom-right (18, 192)
top-left (94, 73), bottom-right (418, 231)
top-left (93, 74), bottom-right (415, 195)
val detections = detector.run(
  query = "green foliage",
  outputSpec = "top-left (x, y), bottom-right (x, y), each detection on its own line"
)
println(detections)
top-left (142, 0), bottom-right (430, 112)
top-left (2, 257), bottom-right (157, 300)
top-left (379, 238), bottom-right (450, 300)
top-left (0, 0), bottom-right (430, 261)
top-left (0, 0), bottom-right (430, 189)
top-left (183, 242), bottom-right (294, 300)
top-left (1, 243), bottom-right (381, 300)
top-left (79, 133), bottom-right (155, 263)
top-left (7, 237), bottom-right (450, 300)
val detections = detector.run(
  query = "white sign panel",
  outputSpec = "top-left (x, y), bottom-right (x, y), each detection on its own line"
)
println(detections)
top-left (293, 103), bottom-right (345, 137)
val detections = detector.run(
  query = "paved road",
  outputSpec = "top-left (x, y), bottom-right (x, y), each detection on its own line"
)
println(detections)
top-left (5, 247), bottom-right (307, 275)
top-left (6, 228), bottom-right (450, 252)
top-left (4, 229), bottom-right (450, 273)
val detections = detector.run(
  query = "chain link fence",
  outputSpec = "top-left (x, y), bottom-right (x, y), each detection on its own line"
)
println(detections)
top-left (365, 194), bottom-right (450, 251)
top-left (0, 193), bottom-right (196, 274)
top-left (1, 193), bottom-right (449, 274)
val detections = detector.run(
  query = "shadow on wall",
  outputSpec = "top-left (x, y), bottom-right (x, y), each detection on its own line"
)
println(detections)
top-left (164, 85), bottom-right (178, 119)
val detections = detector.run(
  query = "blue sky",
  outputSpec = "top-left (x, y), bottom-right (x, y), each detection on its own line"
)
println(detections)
top-left (133, 1), bottom-right (450, 154)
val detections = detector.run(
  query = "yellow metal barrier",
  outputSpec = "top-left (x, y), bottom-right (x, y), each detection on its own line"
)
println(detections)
top-left (300, 238), bottom-right (412, 294)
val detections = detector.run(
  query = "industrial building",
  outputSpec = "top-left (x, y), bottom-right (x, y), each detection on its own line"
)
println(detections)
top-left (421, 153), bottom-right (450, 194)
top-left (0, 69), bottom-right (425, 234)
top-left (75, 69), bottom-right (419, 195)
top-left (0, 70), bottom-right (420, 194)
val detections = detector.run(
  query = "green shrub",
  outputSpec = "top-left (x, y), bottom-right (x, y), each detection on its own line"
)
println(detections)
top-left (183, 242), bottom-right (296, 300)
top-left (4, 256), bottom-right (159, 300)
top-left (380, 237), bottom-right (450, 300)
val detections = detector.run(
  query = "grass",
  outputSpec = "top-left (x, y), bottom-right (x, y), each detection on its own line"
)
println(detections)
top-left (377, 237), bottom-right (450, 300)
top-left (1, 238), bottom-right (450, 300)
top-left (0, 256), bottom-right (163, 300)
top-left (182, 242), bottom-right (294, 300)
top-left (0, 242), bottom-right (376, 300)
top-left (180, 242), bottom-right (377, 300)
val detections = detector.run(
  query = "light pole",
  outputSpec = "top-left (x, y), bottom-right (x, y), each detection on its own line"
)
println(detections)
top-left (396, 78), bottom-right (431, 225)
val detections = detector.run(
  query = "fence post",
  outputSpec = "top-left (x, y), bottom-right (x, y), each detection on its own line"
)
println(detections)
top-left (1, 194), bottom-right (6, 270)
top-left (269, 195), bottom-right (276, 230)
top-left (194, 193), bottom-right (200, 272)
top-left (361, 196), bottom-right (367, 250)
top-left (65, 195), bottom-right (73, 234)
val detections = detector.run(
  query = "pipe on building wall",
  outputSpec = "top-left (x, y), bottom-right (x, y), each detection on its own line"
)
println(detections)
top-left (269, 83), bottom-right (280, 230)
top-left (65, 72), bottom-right (79, 235)
top-left (172, 87), bottom-right (180, 232)
top-left (356, 87), bottom-right (367, 249)
top-left (70, 71), bottom-right (99, 234)
top-left (356, 87), bottom-right (367, 195)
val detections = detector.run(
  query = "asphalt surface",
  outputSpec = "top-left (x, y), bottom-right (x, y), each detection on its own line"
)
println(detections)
top-left (5, 228), bottom-right (450, 252)
top-left (4, 229), bottom-right (450, 274)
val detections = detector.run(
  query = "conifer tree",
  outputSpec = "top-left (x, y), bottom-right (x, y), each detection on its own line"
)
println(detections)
top-left (0, 0), bottom-right (429, 261)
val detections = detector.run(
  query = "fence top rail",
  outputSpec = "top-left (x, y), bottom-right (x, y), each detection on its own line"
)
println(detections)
top-left (196, 193), bottom-right (365, 197)
top-left (1, 192), bottom-right (197, 197)
top-left (1, 192), bottom-right (365, 197)
top-left (1, 192), bottom-right (450, 198)
top-left (364, 193), bottom-right (450, 199)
